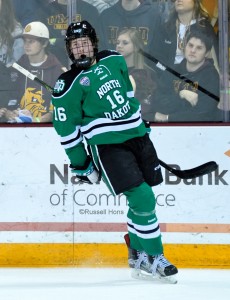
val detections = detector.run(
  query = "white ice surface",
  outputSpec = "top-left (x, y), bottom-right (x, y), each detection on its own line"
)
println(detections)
top-left (0, 268), bottom-right (229, 300)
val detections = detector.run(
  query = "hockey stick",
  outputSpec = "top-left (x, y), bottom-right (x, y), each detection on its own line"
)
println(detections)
top-left (159, 159), bottom-right (218, 179)
top-left (11, 62), bottom-right (218, 179)
top-left (11, 62), bottom-right (54, 93)
top-left (139, 49), bottom-right (219, 102)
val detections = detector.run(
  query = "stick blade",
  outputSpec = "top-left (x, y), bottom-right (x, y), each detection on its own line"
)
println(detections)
top-left (173, 161), bottom-right (218, 179)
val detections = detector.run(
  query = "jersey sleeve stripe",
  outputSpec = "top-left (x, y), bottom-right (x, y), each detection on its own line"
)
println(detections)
top-left (60, 127), bottom-right (83, 149)
top-left (81, 109), bottom-right (142, 139)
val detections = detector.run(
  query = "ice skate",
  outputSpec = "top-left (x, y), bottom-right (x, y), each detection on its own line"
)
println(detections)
top-left (124, 235), bottom-right (178, 284)
top-left (124, 234), bottom-right (152, 279)
top-left (131, 253), bottom-right (178, 284)
top-left (147, 253), bottom-right (178, 284)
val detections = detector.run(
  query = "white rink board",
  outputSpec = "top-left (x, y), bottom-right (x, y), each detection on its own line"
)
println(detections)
top-left (0, 126), bottom-right (229, 243)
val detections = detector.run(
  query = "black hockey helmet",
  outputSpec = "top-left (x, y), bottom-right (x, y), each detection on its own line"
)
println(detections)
top-left (65, 20), bottom-right (98, 68)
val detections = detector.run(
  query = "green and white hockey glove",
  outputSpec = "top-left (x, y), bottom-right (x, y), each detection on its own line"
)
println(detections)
top-left (70, 156), bottom-right (100, 184)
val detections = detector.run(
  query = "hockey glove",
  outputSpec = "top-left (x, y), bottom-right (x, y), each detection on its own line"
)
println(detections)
top-left (70, 156), bottom-right (100, 184)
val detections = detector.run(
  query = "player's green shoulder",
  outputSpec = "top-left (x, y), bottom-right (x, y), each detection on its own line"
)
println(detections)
top-left (96, 50), bottom-right (122, 61)
top-left (52, 67), bottom-right (82, 97)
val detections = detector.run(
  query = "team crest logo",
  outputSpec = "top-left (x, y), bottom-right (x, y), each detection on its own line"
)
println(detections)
top-left (54, 79), bottom-right (65, 93)
top-left (80, 76), bottom-right (90, 86)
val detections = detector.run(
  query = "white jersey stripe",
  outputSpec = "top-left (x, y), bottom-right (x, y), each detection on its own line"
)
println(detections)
top-left (81, 108), bottom-right (142, 139)
top-left (82, 117), bottom-right (142, 139)
top-left (60, 126), bottom-right (83, 149)
top-left (60, 126), bottom-right (81, 143)
top-left (81, 107), bottom-right (141, 131)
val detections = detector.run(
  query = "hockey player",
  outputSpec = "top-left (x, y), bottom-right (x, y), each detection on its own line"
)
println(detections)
top-left (52, 20), bottom-right (178, 283)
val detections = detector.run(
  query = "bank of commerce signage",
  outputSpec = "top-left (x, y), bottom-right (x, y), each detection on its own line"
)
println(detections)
top-left (0, 126), bottom-right (229, 244)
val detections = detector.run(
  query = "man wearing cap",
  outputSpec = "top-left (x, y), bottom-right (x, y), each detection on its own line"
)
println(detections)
top-left (13, 21), bottom-right (66, 123)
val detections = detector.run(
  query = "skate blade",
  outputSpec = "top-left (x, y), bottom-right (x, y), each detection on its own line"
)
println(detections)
top-left (157, 274), bottom-right (178, 284)
top-left (131, 268), bottom-right (178, 284)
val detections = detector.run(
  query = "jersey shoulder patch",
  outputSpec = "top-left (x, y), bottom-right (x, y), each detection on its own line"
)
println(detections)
top-left (52, 68), bottom-right (81, 97)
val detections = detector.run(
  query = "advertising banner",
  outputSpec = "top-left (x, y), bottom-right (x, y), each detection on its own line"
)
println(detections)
top-left (0, 126), bottom-right (229, 245)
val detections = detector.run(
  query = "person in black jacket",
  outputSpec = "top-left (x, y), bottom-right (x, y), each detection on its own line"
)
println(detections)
top-left (0, 62), bottom-right (19, 122)
top-left (98, 0), bottom-right (160, 57)
top-left (12, 0), bottom-right (39, 27)
top-left (154, 0), bottom-right (218, 71)
top-left (151, 30), bottom-right (220, 122)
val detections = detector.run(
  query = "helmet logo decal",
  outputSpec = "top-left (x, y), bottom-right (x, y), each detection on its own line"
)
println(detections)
top-left (80, 76), bottom-right (90, 86)
top-left (73, 23), bottom-right (87, 34)
top-left (73, 29), bottom-right (82, 34)
top-left (54, 79), bottom-right (65, 93)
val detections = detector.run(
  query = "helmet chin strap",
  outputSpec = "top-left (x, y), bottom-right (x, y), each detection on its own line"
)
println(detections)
top-left (73, 54), bottom-right (95, 69)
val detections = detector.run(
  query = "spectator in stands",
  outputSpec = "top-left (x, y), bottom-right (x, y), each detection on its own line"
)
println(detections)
top-left (202, 0), bottom-right (218, 28)
top-left (84, 0), bottom-right (118, 14)
top-left (0, 0), bottom-right (24, 67)
top-left (151, 0), bottom-right (174, 23)
top-left (154, 0), bottom-right (219, 71)
top-left (116, 28), bottom-right (157, 121)
top-left (152, 30), bottom-right (220, 122)
top-left (37, 0), bottom-right (99, 68)
top-left (14, 21), bottom-right (65, 123)
top-left (216, 0), bottom-right (230, 121)
top-left (0, 61), bottom-right (20, 123)
top-left (98, 0), bottom-right (160, 57)
top-left (12, 0), bottom-right (39, 27)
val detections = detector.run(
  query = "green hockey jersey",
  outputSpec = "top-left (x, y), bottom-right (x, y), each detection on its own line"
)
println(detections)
top-left (52, 50), bottom-right (147, 166)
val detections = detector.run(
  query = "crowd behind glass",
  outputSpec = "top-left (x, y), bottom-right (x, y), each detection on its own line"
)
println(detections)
top-left (0, 0), bottom-right (229, 123)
